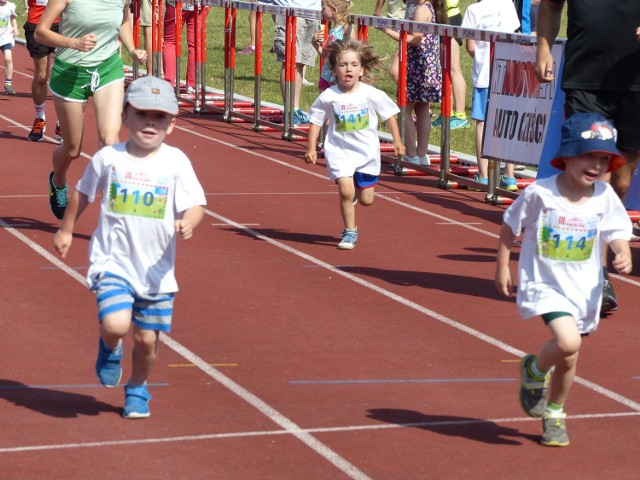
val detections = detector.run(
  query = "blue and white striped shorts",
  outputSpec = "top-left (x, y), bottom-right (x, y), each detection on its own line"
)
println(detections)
top-left (92, 273), bottom-right (174, 332)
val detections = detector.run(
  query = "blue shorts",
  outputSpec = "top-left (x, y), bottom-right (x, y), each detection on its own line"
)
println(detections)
top-left (92, 273), bottom-right (175, 332)
top-left (0, 43), bottom-right (13, 52)
top-left (354, 172), bottom-right (378, 189)
top-left (471, 87), bottom-right (489, 122)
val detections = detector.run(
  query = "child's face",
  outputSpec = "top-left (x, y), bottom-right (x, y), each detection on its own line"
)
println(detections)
top-left (123, 105), bottom-right (176, 155)
top-left (333, 50), bottom-right (364, 92)
top-left (563, 152), bottom-right (612, 186)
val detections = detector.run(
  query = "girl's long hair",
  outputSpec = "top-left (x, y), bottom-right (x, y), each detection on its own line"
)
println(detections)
top-left (323, 0), bottom-right (353, 26)
top-left (327, 40), bottom-right (387, 85)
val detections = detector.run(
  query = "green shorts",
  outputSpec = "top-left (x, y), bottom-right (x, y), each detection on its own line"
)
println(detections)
top-left (49, 53), bottom-right (124, 102)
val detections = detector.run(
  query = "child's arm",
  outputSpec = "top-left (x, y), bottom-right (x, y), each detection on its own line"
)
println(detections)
top-left (609, 238), bottom-right (633, 275)
top-left (495, 223), bottom-right (516, 297)
top-left (305, 123), bottom-right (322, 164)
top-left (175, 205), bottom-right (205, 240)
top-left (465, 39), bottom-right (476, 58)
top-left (311, 28), bottom-right (325, 56)
top-left (383, 115), bottom-right (406, 158)
top-left (379, 5), bottom-right (430, 46)
top-left (54, 190), bottom-right (90, 258)
top-left (11, 16), bottom-right (19, 38)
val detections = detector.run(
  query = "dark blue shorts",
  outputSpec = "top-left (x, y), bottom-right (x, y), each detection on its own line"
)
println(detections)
top-left (354, 172), bottom-right (378, 189)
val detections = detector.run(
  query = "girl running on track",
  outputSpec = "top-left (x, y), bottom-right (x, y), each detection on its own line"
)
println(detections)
top-left (304, 40), bottom-right (405, 250)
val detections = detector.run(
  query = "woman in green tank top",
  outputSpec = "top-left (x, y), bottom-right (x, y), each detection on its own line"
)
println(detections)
top-left (35, 0), bottom-right (147, 220)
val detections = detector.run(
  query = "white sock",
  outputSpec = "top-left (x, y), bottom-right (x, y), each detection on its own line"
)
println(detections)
top-left (34, 103), bottom-right (46, 121)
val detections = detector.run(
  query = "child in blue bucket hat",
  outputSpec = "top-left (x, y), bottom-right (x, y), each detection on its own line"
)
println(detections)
top-left (495, 112), bottom-right (633, 447)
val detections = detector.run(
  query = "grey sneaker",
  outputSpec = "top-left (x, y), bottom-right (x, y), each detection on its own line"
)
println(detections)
top-left (519, 354), bottom-right (549, 417)
top-left (541, 411), bottom-right (569, 447)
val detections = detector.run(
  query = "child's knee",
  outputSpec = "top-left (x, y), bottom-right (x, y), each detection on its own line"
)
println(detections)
top-left (133, 329), bottom-right (159, 352)
top-left (557, 335), bottom-right (581, 357)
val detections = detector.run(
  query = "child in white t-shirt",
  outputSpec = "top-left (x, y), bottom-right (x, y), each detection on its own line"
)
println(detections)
top-left (462, 0), bottom-right (520, 190)
top-left (0, 0), bottom-right (18, 94)
top-left (495, 112), bottom-right (632, 447)
top-left (305, 40), bottom-right (405, 250)
top-left (54, 76), bottom-right (206, 419)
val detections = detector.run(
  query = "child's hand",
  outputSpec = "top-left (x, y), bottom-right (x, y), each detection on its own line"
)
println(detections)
top-left (495, 265), bottom-right (514, 297)
top-left (54, 230), bottom-right (73, 258)
top-left (612, 252), bottom-right (632, 275)
top-left (175, 219), bottom-right (195, 240)
top-left (393, 140), bottom-right (405, 158)
top-left (305, 149), bottom-right (317, 164)
top-left (313, 29), bottom-right (324, 45)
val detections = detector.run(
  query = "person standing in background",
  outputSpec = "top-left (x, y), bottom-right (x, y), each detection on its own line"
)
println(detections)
top-left (0, 0), bottom-right (18, 94)
top-left (272, 0), bottom-right (320, 124)
top-left (24, 0), bottom-right (60, 141)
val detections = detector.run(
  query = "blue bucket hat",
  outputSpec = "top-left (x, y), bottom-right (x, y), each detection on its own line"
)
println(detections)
top-left (550, 112), bottom-right (625, 172)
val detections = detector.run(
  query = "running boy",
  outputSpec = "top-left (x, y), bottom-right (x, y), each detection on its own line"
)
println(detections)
top-left (304, 40), bottom-right (405, 250)
top-left (54, 76), bottom-right (206, 419)
top-left (0, 0), bottom-right (18, 94)
top-left (495, 112), bottom-right (633, 446)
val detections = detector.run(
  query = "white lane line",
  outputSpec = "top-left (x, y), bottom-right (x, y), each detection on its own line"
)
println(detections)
top-left (0, 219), bottom-right (372, 480)
top-left (202, 208), bottom-right (640, 413)
top-left (2, 411), bottom-right (638, 453)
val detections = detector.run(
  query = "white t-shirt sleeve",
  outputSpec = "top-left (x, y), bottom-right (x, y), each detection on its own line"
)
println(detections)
top-left (172, 149), bottom-right (207, 213)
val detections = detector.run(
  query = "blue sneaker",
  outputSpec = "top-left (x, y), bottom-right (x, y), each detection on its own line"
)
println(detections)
top-left (123, 383), bottom-right (152, 419)
top-left (468, 175), bottom-right (488, 192)
top-left (338, 227), bottom-right (358, 250)
top-left (500, 175), bottom-right (518, 192)
top-left (450, 115), bottom-right (470, 129)
top-left (431, 115), bottom-right (443, 127)
top-left (293, 108), bottom-right (310, 125)
top-left (95, 338), bottom-right (123, 388)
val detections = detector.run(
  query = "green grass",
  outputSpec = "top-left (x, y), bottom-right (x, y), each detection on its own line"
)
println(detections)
top-left (199, 0), bottom-right (565, 155)
top-left (15, 1), bottom-right (566, 157)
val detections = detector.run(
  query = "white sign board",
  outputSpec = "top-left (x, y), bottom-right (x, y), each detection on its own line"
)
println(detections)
top-left (483, 43), bottom-right (563, 166)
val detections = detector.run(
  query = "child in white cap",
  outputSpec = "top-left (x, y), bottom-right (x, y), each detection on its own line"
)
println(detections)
top-left (54, 76), bottom-right (206, 418)
top-left (495, 112), bottom-right (633, 446)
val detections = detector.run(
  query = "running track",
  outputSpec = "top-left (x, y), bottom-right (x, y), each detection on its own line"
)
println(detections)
top-left (1, 43), bottom-right (640, 480)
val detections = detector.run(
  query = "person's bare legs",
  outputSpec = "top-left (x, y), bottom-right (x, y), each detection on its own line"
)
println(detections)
top-left (535, 315), bottom-right (581, 407)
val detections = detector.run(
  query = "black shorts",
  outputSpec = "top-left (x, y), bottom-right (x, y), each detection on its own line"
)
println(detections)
top-left (23, 21), bottom-right (59, 59)
top-left (449, 13), bottom-right (463, 46)
top-left (564, 89), bottom-right (640, 154)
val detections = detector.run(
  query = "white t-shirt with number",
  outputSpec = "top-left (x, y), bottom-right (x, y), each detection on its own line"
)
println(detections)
top-left (503, 176), bottom-right (631, 333)
top-left (308, 83), bottom-right (400, 180)
top-left (0, 2), bottom-right (17, 47)
top-left (77, 142), bottom-right (206, 295)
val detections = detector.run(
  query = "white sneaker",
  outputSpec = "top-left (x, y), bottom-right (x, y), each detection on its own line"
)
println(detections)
top-left (419, 156), bottom-right (431, 166)
top-left (302, 77), bottom-right (313, 86)
top-left (404, 155), bottom-right (420, 165)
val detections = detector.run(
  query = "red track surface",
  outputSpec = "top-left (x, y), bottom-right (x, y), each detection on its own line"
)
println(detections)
top-left (2, 44), bottom-right (640, 480)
